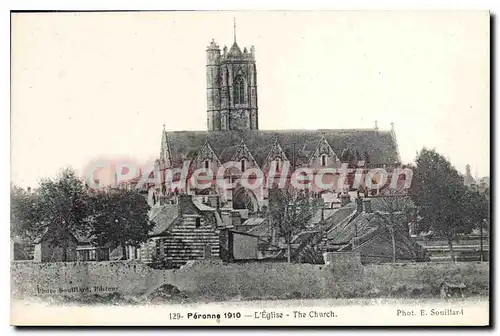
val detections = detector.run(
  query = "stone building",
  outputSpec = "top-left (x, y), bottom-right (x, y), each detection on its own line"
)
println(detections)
top-left (152, 31), bottom-right (404, 216)
top-left (206, 37), bottom-right (258, 131)
top-left (138, 28), bottom-right (413, 268)
top-left (33, 229), bottom-right (78, 262)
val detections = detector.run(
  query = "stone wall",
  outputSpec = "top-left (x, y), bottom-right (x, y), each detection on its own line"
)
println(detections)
top-left (323, 252), bottom-right (363, 276)
top-left (11, 259), bottom-right (489, 301)
top-left (10, 261), bottom-right (172, 298)
top-left (11, 260), bottom-right (330, 299)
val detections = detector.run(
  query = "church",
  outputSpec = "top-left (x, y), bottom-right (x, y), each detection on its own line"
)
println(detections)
top-left (130, 29), bottom-right (424, 268)
top-left (153, 31), bottom-right (401, 216)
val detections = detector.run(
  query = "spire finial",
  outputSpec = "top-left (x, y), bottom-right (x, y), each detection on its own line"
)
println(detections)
top-left (163, 123), bottom-right (166, 131)
top-left (233, 18), bottom-right (237, 43)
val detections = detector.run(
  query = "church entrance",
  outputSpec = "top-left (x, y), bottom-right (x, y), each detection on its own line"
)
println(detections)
top-left (232, 187), bottom-right (258, 213)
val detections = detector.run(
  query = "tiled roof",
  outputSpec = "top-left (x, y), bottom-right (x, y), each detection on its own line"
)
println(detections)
top-left (242, 217), bottom-right (266, 227)
top-left (247, 218), bottom-right (272, 237)
top-left (307, 207), bottom-right (340, 228)
top-left (322, 203), bottom-right (358, 234)
top-left (164, 129), bottom-right (399, 168)
top-left (330, 212), bottom-right (377, 245)
top-left (149, 204), bottom-right (180, 237)
top-left (192, 199), bottom-right (216, 212)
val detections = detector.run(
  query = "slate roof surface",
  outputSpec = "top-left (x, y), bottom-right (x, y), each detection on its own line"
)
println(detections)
top-left (164, 129), bottom-right (399, 167)
top-left (227, 42), bottom-right (242, 57)
top-left (247, 218), bottom-right (272, 237)
top-left (148, 204), bottom-right (180, 237)
top-left (242, 217), bottom-right (266, 227)
top-left (192, 199), bottom-right (217, 212)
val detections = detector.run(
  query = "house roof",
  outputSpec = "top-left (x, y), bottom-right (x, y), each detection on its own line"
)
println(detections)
top-left (192, 199), bottom-right (217, 212)
top-left (242, 217), bottom-right (266, 227)
top-left (321, 202), bottom-right (357, 232)
top-left (291, 230), bottom-right (320, 244)
top-left (149, 203), bottom-right (181, 237)
top-left (228, 229), bottom-right (261, 238)
top-left (164, 129), bottom-right (399, 168)
top-left (349, 212), bottom-right (427, 260)
top-left (33, 227), bottom-right (80, 244)
top-left (329, 212), bottom-right (378, 245)
top-left (247, 218), bottom-right (272, 237)
top-left (307, 207), bottom-right (340, 228)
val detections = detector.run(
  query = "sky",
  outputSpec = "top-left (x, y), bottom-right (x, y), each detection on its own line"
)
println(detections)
top-left (11, 11), bottom-right (490, 188)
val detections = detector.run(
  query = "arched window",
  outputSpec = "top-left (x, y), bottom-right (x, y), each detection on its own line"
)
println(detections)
top-left (241, 159), bottom-right (246, 172)
top-left (275, 158), bottom-right (280, 172)
top-left (234, 76), bottom-right (246, 105)
top-left (204, 160), bottom-right (209, 169)
top-left (321, 155), bottom-right (327, 167)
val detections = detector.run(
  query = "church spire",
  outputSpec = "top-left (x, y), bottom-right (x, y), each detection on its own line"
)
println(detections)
top-left (233, 17), bottom-right (237, 43)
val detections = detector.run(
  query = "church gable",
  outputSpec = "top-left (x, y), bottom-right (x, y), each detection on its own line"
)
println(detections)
top-left (262, 139), bottom-right (289, 172)
top-left (191, 141), bottom-right (221, 171)
top-left (308, 136), bottom-right (339, 167)
top-left (231, 140), bottom-right (259, 170)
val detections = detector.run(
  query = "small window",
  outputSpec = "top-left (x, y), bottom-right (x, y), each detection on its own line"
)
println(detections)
top-left (204, 160), bottom-right (209, 169)
top-left (195, 217), bottom-right (201, 228)
top-left (241, 159), bottom-right (246, 172)
top-left (275, 158), bottom-right (280, 172)
top-left (321, 155), bottom-right (327, 166)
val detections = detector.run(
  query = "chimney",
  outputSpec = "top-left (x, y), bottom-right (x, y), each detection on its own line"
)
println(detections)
top-left (363, 199), bottom-right (372, 213)
top-left (340, 194), bottom-right (351, 207)
top-left (178, 194), bottom-right (192, 215)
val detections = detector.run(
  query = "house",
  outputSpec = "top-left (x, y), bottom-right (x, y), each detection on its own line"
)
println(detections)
top-left (10, 235), bottom-right (35, 261)
top-left (321, 197), bottom-right (428, 263)
top-left (150, 32), bottom-right (406, 218)
top-left (33, 229), bottom-right (78, 262)
top-left (220, 229), bottom-right (260, 262)
top-left (141, 194), bottom-right (224, 268)
top-left (246, 195), bottom-right (428, 264)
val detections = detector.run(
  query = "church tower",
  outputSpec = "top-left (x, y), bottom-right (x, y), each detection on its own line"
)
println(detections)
top-left (206, 22), bottom-right (258, 131)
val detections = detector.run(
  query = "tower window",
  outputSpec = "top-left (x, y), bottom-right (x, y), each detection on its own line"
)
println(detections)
top-left (241, 159), bottom-right (246, 172)
top-left (234, 76), bottom-right (246, 104)
top-left (321, 155), bottom-right (327, 167)
top-left (275, 158), bottom-right (280, 172)
top-left (204, 160), bottom-right (209, 169)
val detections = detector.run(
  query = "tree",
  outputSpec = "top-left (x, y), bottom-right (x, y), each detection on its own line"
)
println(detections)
top-left (268, 186), bottom-right (318, 263)
top-left (11, 168), bottom-right (91, 261)
top-left (410, 148), bottom-right (476, 262)
top-left (374, 192), bottom-right (414, 263)
top-left (11, 184), bottom-right (40, 241)
top-left (89, 189), bottom-right (153, 259)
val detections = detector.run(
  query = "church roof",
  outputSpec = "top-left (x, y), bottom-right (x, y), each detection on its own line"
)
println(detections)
top-left (164, 129), bottom-right (399, 167)
top-left (227, 42), bottom-right (242, 57)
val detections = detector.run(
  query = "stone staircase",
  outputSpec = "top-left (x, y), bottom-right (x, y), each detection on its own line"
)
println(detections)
top-left (159, 216), bottom-right (220, 268)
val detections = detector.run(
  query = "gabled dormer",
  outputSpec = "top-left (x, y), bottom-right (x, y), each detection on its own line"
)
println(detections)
top-left (262, 137), bottom-right (289, 173)
top-left (231, 139), bottom-right (259, 173)
top-left (192, 140), bottom-right (221, 172)
top-left (308, 136), bottom-right (339, 168)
